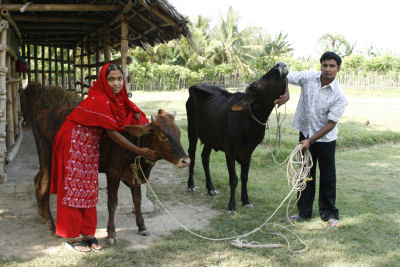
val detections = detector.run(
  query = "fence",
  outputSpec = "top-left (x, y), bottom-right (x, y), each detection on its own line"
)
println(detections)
top-left (129, 72), bottom-right (400, 91)
top-left (337, 72), bottom-right (400, 89)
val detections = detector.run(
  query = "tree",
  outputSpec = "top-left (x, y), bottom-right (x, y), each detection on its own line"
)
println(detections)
top-left (318, 33), bottom-right (354, 57)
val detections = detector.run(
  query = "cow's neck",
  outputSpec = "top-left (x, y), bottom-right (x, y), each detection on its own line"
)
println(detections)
top-left (249, 102), bottom-right (274, 125)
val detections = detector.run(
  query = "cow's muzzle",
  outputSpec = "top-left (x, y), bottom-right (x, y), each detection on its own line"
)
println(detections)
top-left (275, 62), bottom-right (288, 78)
top-left (176, 157), bottom-right (190, 168)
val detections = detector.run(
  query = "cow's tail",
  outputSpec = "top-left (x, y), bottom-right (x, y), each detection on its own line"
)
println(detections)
top-left (186, 96), bottom-right (198, 189)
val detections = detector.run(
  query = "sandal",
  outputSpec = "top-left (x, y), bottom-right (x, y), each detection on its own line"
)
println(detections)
top-left (85, 237), bottom-right (104, 251)
top-left (65, 239), bottom-right (91, 253)
top-left (289, 214), bottom-right (303, 222)
top-left (327, 218), bottom-right (340, 228)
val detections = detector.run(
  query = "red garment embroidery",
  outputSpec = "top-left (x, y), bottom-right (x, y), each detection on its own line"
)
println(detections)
top-left (61, 125), bottom-right (103, 208)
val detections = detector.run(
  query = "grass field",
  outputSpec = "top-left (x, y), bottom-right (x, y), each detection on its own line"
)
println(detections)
top-left (2, 88), bottom-right (400, 267)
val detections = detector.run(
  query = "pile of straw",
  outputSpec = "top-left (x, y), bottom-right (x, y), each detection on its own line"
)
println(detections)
top-left (20, 82), bottom-right (81, 126)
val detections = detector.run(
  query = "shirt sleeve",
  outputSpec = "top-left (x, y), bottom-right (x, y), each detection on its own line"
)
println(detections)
top-left (287, 71), bottom-right (308, 86)
top-left (328, 94), bottom-right (349, 122)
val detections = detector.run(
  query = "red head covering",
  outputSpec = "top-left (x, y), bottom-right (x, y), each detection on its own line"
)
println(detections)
top-left (67, 63), bottom-right (148, 130)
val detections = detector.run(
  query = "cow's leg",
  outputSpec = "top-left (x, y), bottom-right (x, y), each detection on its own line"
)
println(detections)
top-left (33, 139), bottom-right (54, 231)
top-left (106, 174), bottom-right (121, 244)
top-left (225, 154), bottom-right (238, 213)
top-left (187, 101), bottom-right (198, 192)
top-left (240, 158), bottom-right (254, 208)
top-left (201, 145), bottom-right (216, 195)
top-left (130, 185), bottom-right (149, 236)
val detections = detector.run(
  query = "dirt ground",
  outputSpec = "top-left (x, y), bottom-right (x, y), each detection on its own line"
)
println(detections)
top-left (0, 130), bottom-right (220, 260)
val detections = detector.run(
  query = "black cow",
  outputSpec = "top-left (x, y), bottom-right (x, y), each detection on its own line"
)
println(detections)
top-left (186, 62), bottom-right (288, 212)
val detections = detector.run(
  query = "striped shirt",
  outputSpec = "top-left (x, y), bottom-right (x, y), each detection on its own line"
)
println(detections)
top-left (288, 71), bottom-right (348, 142)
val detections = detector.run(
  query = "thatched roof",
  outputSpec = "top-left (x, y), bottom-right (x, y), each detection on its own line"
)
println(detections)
top-left (1, 0), bottom-right (193, 49)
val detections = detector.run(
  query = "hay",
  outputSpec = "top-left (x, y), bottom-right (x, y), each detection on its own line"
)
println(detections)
top-left (21, 82), bottom-right (82, 126)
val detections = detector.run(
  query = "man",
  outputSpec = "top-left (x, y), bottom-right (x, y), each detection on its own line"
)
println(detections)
top-left (275, 51), bottom-right (348, 228)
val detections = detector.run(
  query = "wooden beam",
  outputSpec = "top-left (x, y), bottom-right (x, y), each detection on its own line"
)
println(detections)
top-left (18, 24), bottom-right (88, 31)
top-left (120, 13), bottom-right (129, 82)
top-left (24, 31), bottom-right (87, 35)
top-left (137, 0), bottom-right (181, 30)
top-left (1, 4), bottom-right (121, 12)
top-left (12, 15), bottom-right (105, 23)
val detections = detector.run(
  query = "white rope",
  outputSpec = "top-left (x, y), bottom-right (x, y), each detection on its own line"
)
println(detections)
top-left (135, 143), bottom-right (313, 251)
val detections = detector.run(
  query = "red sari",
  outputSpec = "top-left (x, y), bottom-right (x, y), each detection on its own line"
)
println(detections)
top-left (50, 63), bottom-right (148, 238)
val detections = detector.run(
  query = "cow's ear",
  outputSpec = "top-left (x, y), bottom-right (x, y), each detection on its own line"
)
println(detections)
top-left (231, 101), bottom-right (249, 111)
top-left (124, 124), bottom-right (152, 137)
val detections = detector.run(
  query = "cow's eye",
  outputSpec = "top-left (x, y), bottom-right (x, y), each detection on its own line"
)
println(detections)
top-left (159, 132), bottom-right (169, 142)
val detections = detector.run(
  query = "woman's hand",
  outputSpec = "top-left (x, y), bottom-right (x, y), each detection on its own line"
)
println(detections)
top-left (139, 147), bottom-right (156, 160)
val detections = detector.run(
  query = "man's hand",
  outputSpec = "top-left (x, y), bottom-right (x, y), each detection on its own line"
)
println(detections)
top-left (299, 138), bottom-right (312, 150)
top-left (274, 91), bottom-right (290, 108)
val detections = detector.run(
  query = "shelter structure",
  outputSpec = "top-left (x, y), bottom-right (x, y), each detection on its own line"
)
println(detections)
top-left (0, 0), bottom-right (193, 183)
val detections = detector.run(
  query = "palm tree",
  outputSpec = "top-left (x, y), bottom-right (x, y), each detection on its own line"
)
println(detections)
top-left (318, 33), bottom-right (354, 57)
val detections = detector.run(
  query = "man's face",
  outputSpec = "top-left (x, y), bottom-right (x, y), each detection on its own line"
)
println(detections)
top-left (320, 59), bottom-right (340, 82)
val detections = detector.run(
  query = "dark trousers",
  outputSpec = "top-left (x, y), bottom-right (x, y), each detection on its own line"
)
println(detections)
top-left (297, 132), bottom-right (338, 221)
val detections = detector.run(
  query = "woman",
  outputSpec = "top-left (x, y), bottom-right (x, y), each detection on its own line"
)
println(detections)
top-left (50, 63), bottom-right (155, 252)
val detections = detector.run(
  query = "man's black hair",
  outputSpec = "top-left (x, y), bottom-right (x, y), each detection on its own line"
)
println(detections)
top-left (320, 52), bottom-right (342, 66)
top-left (106, 63), bottom-right (124, 76)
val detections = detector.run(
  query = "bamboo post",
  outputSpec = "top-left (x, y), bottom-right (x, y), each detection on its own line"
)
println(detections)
top-left (10, 32), bottom-right (18, 137)
top-left (48, 46), bottom-right (52, 85)
top-left (61, 47), bottom-right (64, 88)
top-left (27, 44), bottom-right (31, 81)
top-left (21, 42), bottom-right (25, 79)
top-left (73, 47), bottom-right (78, 93)
top-left (121, 13), bottom-right (129, 82)
top-left (41, 45), bottom-right (45, 84)
top-left (80, 40), bottom-right (84, 98)
top-left (34, 45), bottom-right (38, 81)
top-left (6, 54), bottom-right (14, 147)
top-left (67, 48), bottom-right (71, 90)
top-left (0, 20), bottom-right (8, 183)
top-left (55, 46), bottom-right (58, 85)
top-left (88, 42), bottom-right (92, 87)
top-left (96, 39), bottom-right (100, 77)
top-left (103, 23), bottom-right (111, 62)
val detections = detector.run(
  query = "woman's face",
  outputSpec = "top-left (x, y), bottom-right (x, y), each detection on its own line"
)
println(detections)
top-left (107, 69), bottom-right (124, 95)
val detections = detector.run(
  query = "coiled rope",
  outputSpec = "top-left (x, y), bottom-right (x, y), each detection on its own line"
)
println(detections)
top-left (135, 143), bottom-right (313, 251)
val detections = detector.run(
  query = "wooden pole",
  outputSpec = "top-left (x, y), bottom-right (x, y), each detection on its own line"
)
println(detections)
top-left (73, 47), bottom-right (78, 93)
top-left (27, 44), bottom-right (31, 81)
top-left (6, 54), bottom-right (15, 147)
top-left (11, 52), bottom-right (19, 137)
top-left (1, 4), bottom-right (121, 12)
top-left (41, 45), bottom-right (45, 85)
top-left (21, 42), bottom-right (25, 79)
top-left (10, 32), bottom-right (18, 137)
top-left (55, 46), bottom-right (58, 85)
top-left (103, 23), bottom-right (111, 62)
top-left (120, 13), bottom-right (129, 83)
top-left (48, 46), bottom-right (52, 85)
top-left (87, 41), bottom-right (92, 87)
top-left (0, 20), bottom-right (8, 183)
top-left (61, 48), bottom-right (65, 88)
top-left (34, 45), bottom-right (38, 81)
top-left (68, 48), bottom-right (71, 90)
top-left (80, 41), bottom-right (84, 98)
top-left (96, 39), bottom-right (100, 77)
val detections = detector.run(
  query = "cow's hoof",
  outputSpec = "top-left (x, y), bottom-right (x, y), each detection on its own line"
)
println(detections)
top-left (243, 203), bottom-right (254, 209)
top-left (139, 230), bottom-right (150, 236)
top-left (187, 187), bottom-right (196, 193)
top-left (226, 210), bottom-right (236, 215)
top-left (106, 237), bottom-right (117, 245)
top-left (207, 190), bottom-right (218, 196)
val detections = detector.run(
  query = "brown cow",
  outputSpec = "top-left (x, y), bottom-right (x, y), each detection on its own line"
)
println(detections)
top-left (33, 106), bottom-right (189, 242)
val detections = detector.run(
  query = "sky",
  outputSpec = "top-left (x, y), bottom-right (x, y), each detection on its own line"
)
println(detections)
top-left (168, 0), bottom-right (399, 58)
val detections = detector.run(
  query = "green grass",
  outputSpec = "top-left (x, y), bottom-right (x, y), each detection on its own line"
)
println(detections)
top-left (2, 89), bottom-right (400, 266)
